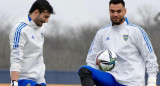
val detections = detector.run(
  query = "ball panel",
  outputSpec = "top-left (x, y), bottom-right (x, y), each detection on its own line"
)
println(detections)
top-left (96, 50), bottom-right (117, 71)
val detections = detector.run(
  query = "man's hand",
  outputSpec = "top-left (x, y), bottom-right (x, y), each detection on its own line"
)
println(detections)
top-left (11, 80), bottom-right (18, 86)
top-left (147, 77), bottom-right (157, 86)
top-left (11, 71), bottom-right (19, 86)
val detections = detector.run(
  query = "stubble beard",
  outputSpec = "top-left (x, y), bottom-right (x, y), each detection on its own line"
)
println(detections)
top-left (35, 15), bottom-right (43, 27)
top-left (111, 18), bottom-right (124, 25)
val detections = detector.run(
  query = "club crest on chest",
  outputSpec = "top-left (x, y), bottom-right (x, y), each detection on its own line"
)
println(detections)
top-left (123, 35), bottom-right (128, 41)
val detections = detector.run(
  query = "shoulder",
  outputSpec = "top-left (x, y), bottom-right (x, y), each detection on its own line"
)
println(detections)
top-left (10, 22), bottom-right (29, 34)
top-left (126, 23), bottom-right (149, 40)
top-left (9, 22), bottom-right (31, 39)
top-left (127, 23), bottom-right (144, 30)
top-left (126, 23), bottom-right (146, 34)
top-left (97, 24), bottom-right (111, 33)
top-left (100, 24), bottom-right (111, 30)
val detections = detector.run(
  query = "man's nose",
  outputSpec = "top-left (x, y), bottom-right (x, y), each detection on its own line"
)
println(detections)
top-left (113, 12), bottom-right (118, 16)
top-left (45, 18), bottom-right (49, 23)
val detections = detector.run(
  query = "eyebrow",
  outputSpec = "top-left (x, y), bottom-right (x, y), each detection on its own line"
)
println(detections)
top-left (110, 9), bottom-right (123, 12)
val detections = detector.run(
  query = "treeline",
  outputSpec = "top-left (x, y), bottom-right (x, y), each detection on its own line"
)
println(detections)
top-left (0, 19), bottom-right (160, 71)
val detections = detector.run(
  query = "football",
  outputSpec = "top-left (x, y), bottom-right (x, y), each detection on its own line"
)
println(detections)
top-left (96, 50), bottom-right (117, 71)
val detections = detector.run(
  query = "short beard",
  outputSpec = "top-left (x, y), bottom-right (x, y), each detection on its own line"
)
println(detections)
top-left (111, 18), bottom-right (124, 25)
top-left (34, 14), bottom-right (43, 27)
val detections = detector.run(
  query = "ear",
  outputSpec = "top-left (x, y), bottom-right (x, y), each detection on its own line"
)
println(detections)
top-left (34, 9), bottom-right (40, 15)
top-left (124, 8), bottom-right (127, 15)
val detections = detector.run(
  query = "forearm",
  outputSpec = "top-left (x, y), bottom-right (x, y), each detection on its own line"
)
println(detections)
top-left (11, 71), bottom-right (20, 81)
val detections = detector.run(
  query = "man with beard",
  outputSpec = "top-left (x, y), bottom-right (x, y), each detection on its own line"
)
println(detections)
top-left (9, 0), bottom-right (54, 86)
top-left (78, 0), bottom-right (159, 86)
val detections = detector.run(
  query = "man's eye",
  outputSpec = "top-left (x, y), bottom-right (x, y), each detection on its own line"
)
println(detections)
top-left (45, 16), bottom-right (49, 18)
top-left (110, 10), bottom-right (114, 13)
top-left (117, 10), bottom-right (122, 13)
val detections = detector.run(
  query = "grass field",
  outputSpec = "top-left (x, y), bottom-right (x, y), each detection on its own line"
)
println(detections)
top-left (0, 84), bottom-right (81, 86)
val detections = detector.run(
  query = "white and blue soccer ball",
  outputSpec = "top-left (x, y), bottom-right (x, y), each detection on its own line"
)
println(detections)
top-left (96, 50), bottom-right (117, 71)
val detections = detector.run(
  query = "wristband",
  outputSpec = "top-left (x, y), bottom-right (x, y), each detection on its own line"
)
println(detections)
top-left (11, 80), bottom-right (18, 86)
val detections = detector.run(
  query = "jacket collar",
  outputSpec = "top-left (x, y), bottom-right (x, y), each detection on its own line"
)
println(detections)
top-left (19, 15), bottom-right (40, 29)
top-left (111, 17), bottom-right (129, 29)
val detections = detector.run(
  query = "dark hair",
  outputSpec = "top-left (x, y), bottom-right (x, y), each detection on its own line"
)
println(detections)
top-left (109, 0), bottom-right (125, 7)
top-left (29, 0), bottom-right (54, 14)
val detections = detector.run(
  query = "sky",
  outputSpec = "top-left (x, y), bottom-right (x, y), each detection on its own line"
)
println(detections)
top-left (0, 0), bottom-right (160, 27)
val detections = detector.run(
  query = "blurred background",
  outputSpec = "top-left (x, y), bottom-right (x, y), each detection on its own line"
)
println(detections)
top-left (0, 0), bottom-right (160, 85)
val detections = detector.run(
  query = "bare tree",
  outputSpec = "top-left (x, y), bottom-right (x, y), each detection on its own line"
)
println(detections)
top-left (138, 5), bottom-right (156, 27)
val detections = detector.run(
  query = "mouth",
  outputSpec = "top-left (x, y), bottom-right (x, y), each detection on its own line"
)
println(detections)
top-left (112, 18), bottom-right (120, 22)
top-left (40, 21), bottom-right (45, 25)
top-left (112, 17), bottom-right (119, 20)
top-left (37, 21), bottom-right (44, 27)
top-left (41, 21), bottom-right (45, 23)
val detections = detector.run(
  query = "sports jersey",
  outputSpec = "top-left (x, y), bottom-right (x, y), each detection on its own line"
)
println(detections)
top-left (9, 15), bottom-right (45, 83)
top-left (86, 18), bottom-right (159, 86)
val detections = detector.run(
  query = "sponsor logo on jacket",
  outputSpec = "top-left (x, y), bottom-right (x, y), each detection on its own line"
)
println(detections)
top-left (32, 35), bottom-right (35, 39)
top-left (106, 37), bottom-right (110, 40)
top-left (41, 33), bottom-right (44, 38)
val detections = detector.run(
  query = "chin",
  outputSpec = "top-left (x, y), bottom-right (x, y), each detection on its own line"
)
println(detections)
top-left (113, 22), bottom-right (121, 25)
top-left (35, 23), bottom-right (42, 27)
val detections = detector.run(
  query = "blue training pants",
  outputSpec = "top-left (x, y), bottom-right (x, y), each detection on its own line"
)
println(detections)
top-left (18, 79), bottom-right (46, 86)
top-left (79, 65), bottom-right (125, 86)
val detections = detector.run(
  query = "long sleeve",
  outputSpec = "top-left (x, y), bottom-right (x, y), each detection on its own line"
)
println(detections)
top-left (135, 27), bottom-right (159, 77)
top-left (9, 23), bottom-right (27, 72)
top-left (86, 30), bottom-right (103, 69)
